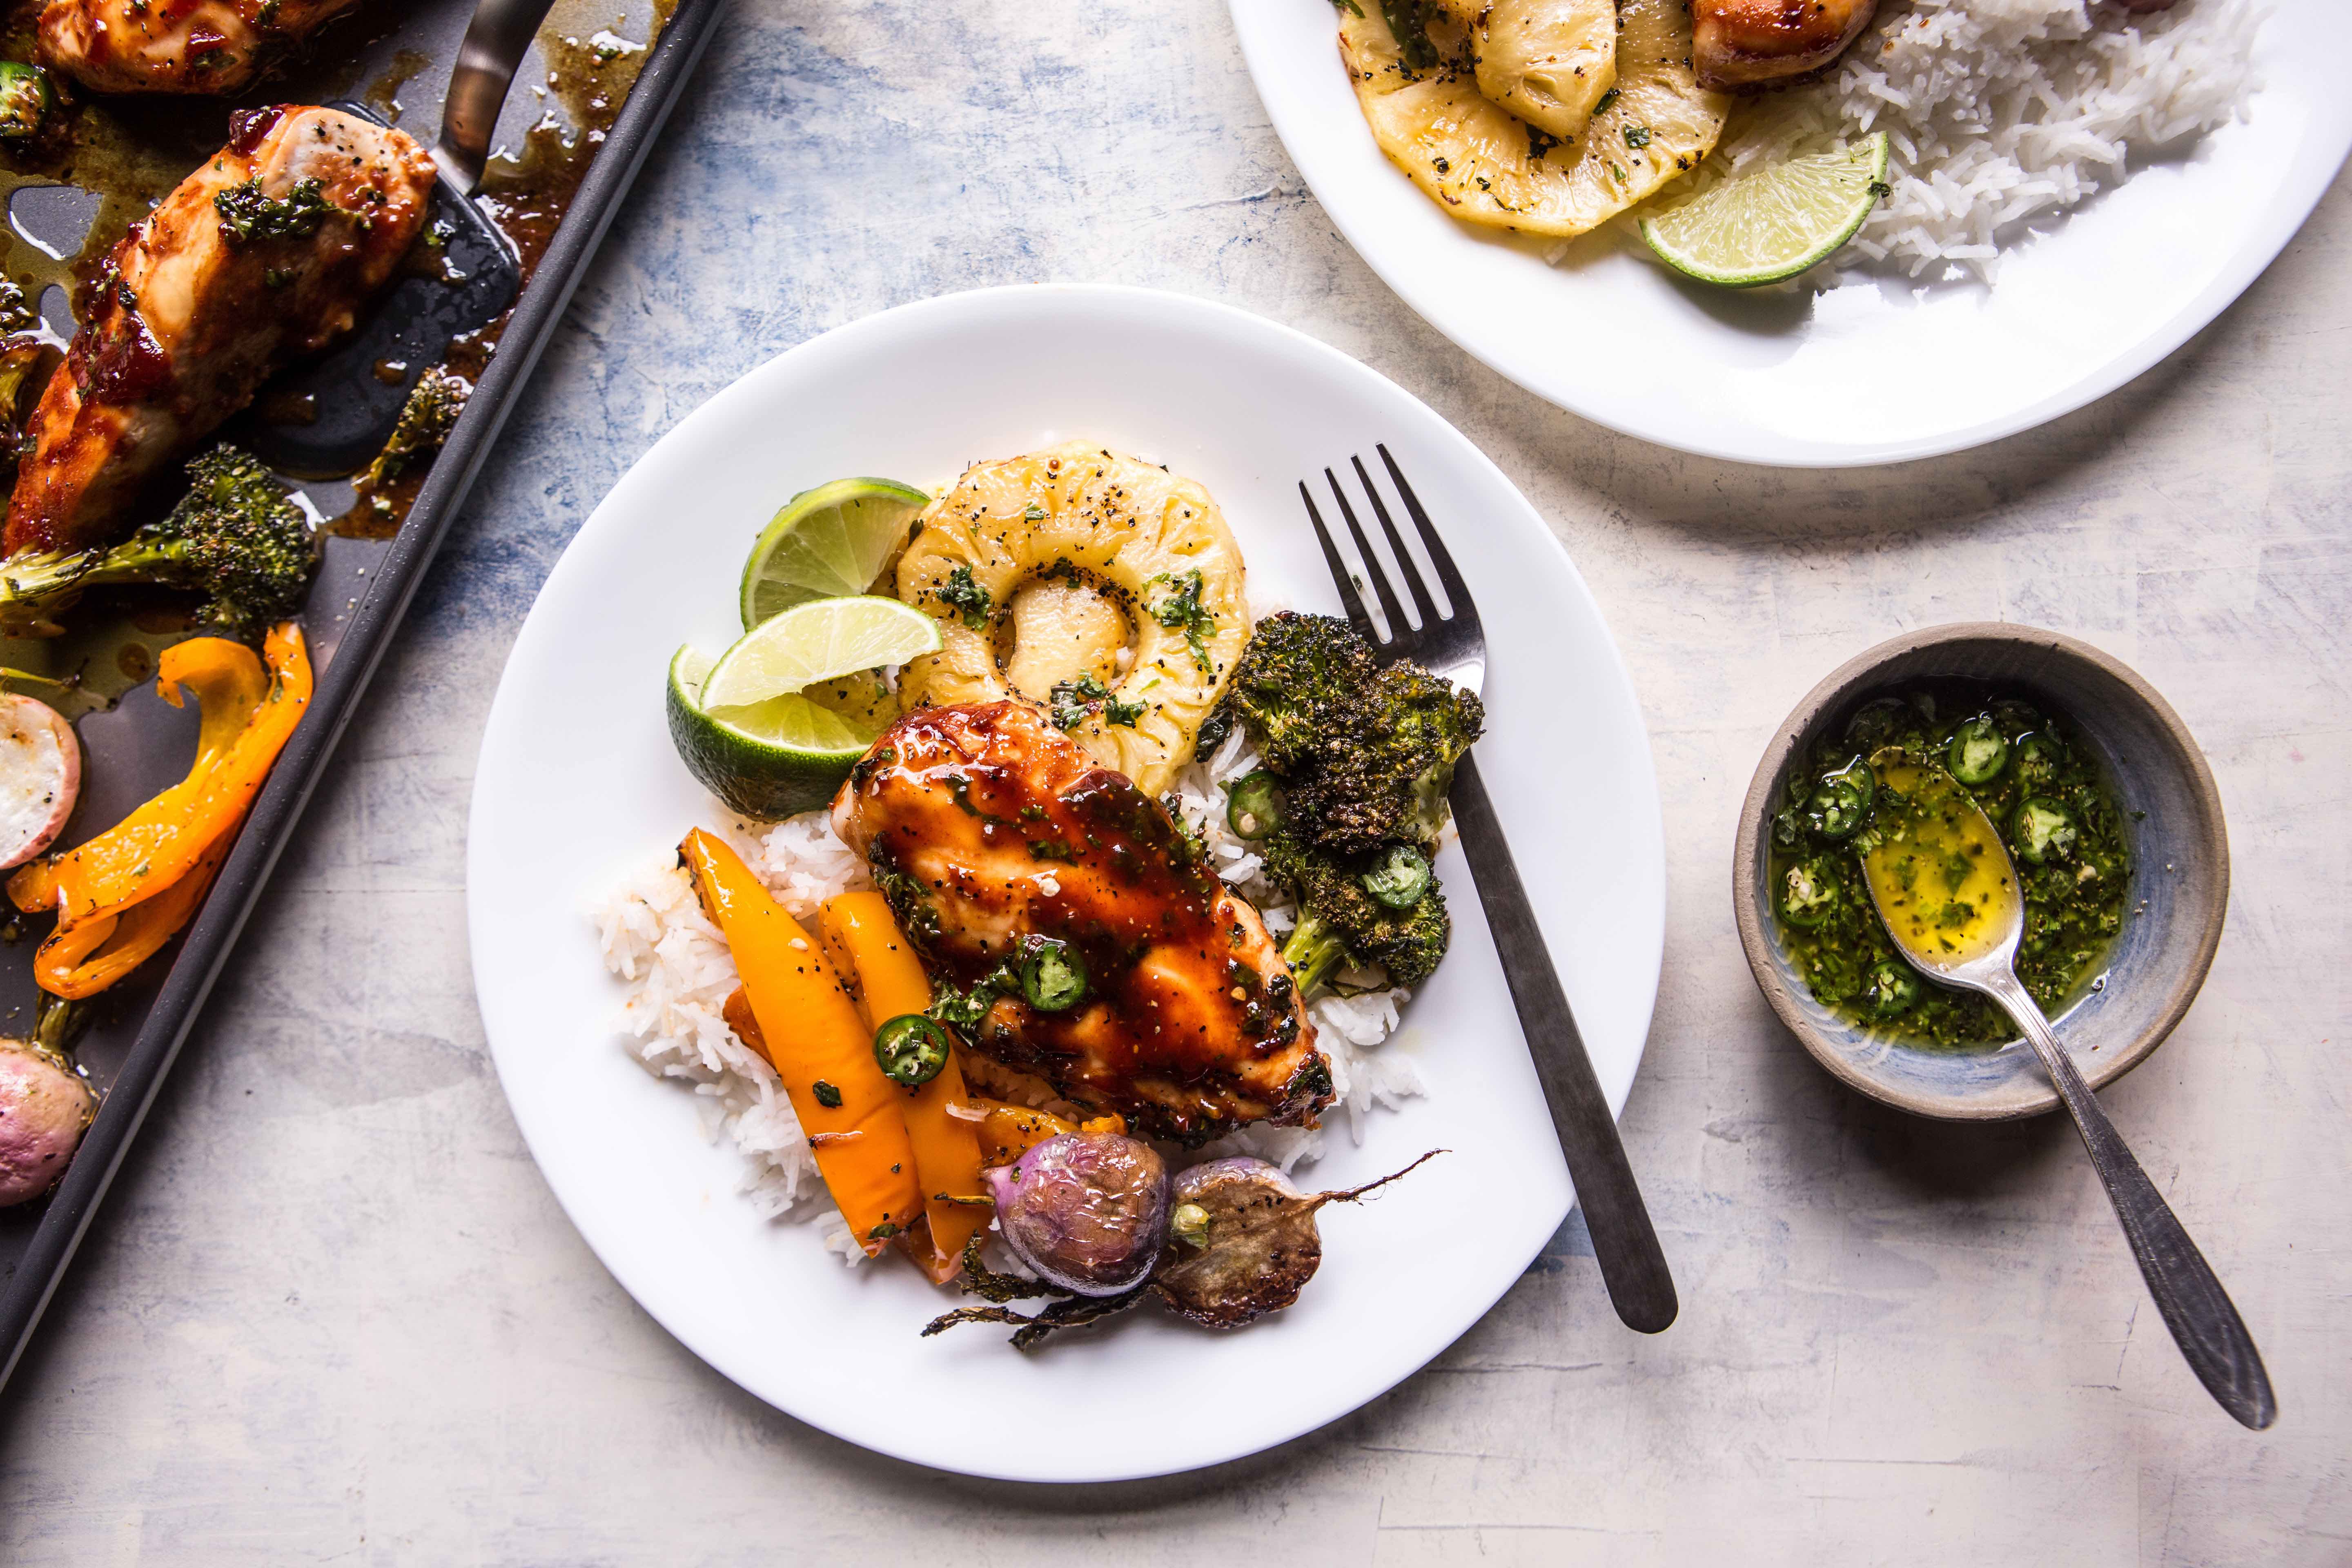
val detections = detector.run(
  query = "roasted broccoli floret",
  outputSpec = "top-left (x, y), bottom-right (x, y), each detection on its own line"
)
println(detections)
top-left (360, 366), bottom-right (471, 491)
top-left (1265, 829), bottom-right (1450, 995)
top-left (0, 443), bottom-right (317, 638)
top-left (1204, 611), bottom-right (1483, 855)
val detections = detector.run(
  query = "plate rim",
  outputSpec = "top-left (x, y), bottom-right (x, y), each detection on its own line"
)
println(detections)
top-left (465, 281), bottom-right (1667, 1480)
top-left (1229, 0), bottom-right (2352, 468)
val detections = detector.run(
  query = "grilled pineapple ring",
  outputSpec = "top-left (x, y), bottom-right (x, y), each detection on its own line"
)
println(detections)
top-left (895, 443), bottom-right (1249, 797)
top-left (1343, 0), bottom-right (1728, 238)
top-left (1431, 0), bottom-right (1617, 139)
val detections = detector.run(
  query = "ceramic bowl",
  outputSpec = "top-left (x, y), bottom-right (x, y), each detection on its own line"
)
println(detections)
top-left (1732, 624), bottom-right (2229, 1120)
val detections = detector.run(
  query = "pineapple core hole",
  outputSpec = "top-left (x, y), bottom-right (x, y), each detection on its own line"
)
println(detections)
top-left (1002, 578), bottom-right (1131, 704)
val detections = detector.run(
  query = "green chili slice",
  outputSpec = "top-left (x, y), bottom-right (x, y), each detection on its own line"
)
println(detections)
top-left (1843, 697), bottom-right (1907, 752)
top-left (873, 1014), bottom-right (953, 1087)
top-left (1862, 959), bottom-right (1921, 1018)
top-left (1779, 860), bottom-right (1840, 928)
top-left (2012, 799), bottom-right (2078, 864)
top-left (1020, 938), bottom-right (1089, 1012)
top-left (1804, 757), bottom-right (1876, 840)
top-left (1947, 715), bottom-right (2009, 785)
top-left (1225, 771), bottom-right (1285, 840)
top-left (1361, 843), bottom-right (1432, 909)
top-left (2014, 733), bottom-right (2066, 789)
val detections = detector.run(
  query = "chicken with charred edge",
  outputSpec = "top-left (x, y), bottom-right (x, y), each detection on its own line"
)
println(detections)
top-left (1692, 0), bottom-right (1882, 91)
top-left (4, 105), bottom-right (434, 560)
top-left (831, 700), bottom-right (1332, 1145)
top-left (39, 0), bottom-right (363, 97)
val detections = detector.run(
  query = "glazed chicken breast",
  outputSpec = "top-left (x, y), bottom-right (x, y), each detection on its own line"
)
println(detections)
top-left (1692, 0), bottom-right (1880, 91)
top-left (833, 700), bottom-right (1332, 1144)
top-left (5, 105), bottom-right (434, 557)
top-left (39, 0), bottom-right (361, 96)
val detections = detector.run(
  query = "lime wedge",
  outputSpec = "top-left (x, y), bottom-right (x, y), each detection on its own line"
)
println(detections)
top-left (701, 596), bottom-right (941, 713)
top-left (1639, 134), bottom-right (1891, 288)
top-left (668, 641), bottom-right (902, 820)
top-left (740, 477), bottom-right (931, 629)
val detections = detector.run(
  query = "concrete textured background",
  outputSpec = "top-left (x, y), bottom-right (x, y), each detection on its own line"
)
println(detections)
top-left (3, 0), bottom-right (2348, 1561)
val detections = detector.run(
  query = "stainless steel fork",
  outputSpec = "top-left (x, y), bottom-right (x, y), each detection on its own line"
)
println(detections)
top-left (1301, 447), bottom-right (1678, 1334)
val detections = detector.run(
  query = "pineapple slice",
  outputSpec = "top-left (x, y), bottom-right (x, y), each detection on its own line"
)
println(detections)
top-left (1430, 0), bottom-right (1618, 139)
top-left (1343, 0), bottom-right (1728, 238)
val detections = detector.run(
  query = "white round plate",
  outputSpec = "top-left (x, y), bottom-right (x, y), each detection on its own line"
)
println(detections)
top-left (468, 285), bottom-right (1664, 1481)
top-left (1231, 0), bottom-right (2350, 466)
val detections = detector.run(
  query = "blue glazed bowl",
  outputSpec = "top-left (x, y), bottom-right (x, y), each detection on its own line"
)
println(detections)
top-left (1733, 624), bottom-right (2229, 1121)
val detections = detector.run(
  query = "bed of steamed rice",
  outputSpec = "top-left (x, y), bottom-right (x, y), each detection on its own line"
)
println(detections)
top-left (1648, 0), bottom-right (2262, 283)
top-left (590, 732), bottom-right (1428, 1262)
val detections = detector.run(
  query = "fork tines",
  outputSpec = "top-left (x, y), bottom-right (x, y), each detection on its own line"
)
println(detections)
top-left (1298, 445), bottom-right (1480, 677)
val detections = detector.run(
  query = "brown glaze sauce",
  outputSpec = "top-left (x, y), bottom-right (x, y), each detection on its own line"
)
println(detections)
top-left (846, 703), bottom-right (1325, 1142)
top-left (0, 0), bottom-right (675, 701)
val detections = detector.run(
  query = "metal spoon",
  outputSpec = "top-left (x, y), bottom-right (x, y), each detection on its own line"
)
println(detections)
top-left (1859, 764), bottom-right (2276, 1430)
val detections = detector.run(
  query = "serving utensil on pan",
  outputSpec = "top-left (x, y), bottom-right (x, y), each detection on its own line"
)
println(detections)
top-left (1299, 446), bottom-right (1679, 1334)
top-left (1858, 766), bottom-right (2276, 1429)
top-left (243, 0), bottom-right (561, 477)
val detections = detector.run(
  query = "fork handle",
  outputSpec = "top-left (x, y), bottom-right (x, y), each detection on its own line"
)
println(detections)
top-left (1448, 755), bottom-right (1678, 1333)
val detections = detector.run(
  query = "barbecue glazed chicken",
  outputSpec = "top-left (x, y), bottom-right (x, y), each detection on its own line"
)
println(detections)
top-left (4, 106), bottom-right (434, 557)
top-left (833, 701), bottom-right (1332, 1145)
top-left (39, 0), bottom-right (361, 96)
top-left (1692, 0), bottom-right (1881, 90)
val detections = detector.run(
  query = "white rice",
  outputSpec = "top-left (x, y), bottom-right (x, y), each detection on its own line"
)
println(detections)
top-left (590, 739), bottom-right (1428, 1255)
top-left (1675, 0), bottom-right (2262, 282)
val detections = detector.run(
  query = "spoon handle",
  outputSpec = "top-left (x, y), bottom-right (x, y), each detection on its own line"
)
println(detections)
top-left (1983, 972), bottom-right (2276, 1430)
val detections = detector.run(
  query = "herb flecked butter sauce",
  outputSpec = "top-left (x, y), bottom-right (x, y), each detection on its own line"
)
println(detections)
top-left (1766, 687), bottom-right (2134, 1050)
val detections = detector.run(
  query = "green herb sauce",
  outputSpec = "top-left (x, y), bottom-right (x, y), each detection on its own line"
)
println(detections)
top-left (1767, 686), bottom-right (2132, 1049)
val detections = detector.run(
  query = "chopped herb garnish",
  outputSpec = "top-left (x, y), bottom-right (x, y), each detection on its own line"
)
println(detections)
top-left (812, 1080), bottom-right (843, 1108)
top-left (931, 964), bottom-right (1016, 1031)
top-left (214, 176), bottom-right (344, 243)
top-left (1146, 568), bottom-right (1216, 672)
top-left (1868, 180), bottom-right (1893, 199)
top-left (935, 565), bottom-right (992, 630)
top-left (1049, 672), bottom-right (1111, 730)
top-left (1623, 125), bottom-right (1652, 150)
top-left (1592, 87), bottom-right (1619, 116)
top-left (1103, 695), bottom-right (1144, 728)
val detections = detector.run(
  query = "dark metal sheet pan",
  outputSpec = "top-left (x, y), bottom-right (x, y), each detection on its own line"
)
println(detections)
top-left (0, 0), bottom-right (728, 1388)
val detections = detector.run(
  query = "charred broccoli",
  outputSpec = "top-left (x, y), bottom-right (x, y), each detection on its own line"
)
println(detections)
top-left (1265, 830), bottom-right (1450, 995)
top-left (1202, 611), bottom-right (1482, 855)
top-left (1203, 613), bottom-right (1479, 994)
top-left (360, 366), bottom-right (471, 491)
top-left (0, 443), bottom-right (317, 638)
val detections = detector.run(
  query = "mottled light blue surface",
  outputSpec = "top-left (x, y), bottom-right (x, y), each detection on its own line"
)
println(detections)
top-left (1, 0), bottom-right (2348, 1561)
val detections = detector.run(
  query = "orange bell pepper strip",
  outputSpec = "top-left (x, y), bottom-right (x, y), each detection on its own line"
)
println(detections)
top-left (678, 830), bottom-right (921, 1256)
top-left (33, 831), bottom-right (237, 998)
top-left (8, 626), bottom-right (310, 930)
top-left (970, 1098), bottom-right (1077, 1169)
top-left (818, 891), bottom-right (989, 1285)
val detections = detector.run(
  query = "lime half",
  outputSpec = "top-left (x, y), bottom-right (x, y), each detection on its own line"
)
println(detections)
top-left (666, 599), bottom-right (941, 819)
top-left (700, 596), bottom-right (940, 713)
top-left (666, 647), bottom-right (876, 820)
top-left (1640, 134), bottom-right (1891, 288)
top-left (740, 477), bottom-right (931, 629)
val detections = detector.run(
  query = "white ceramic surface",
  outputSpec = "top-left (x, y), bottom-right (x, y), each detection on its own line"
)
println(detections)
top-left (466, 285), bottom-right (1666, 1482)
top-left (1230, 0), bottom-right (2351, 466)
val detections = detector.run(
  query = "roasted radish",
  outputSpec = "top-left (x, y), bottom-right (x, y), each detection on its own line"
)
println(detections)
top-left (0, 1036), bottom-right (93, 1206)
top-left (0, 692), bottom-right (78, 868)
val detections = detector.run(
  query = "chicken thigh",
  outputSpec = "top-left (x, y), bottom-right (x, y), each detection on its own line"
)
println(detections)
top-left (833, 700), bottom-right (1332, 1144)
top-left (5, 105), bottom-right (434, 557)
top-left (1692, 0), bottom-right (1880, 90)
top-left (39, 0), bottom-right (362, 96)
